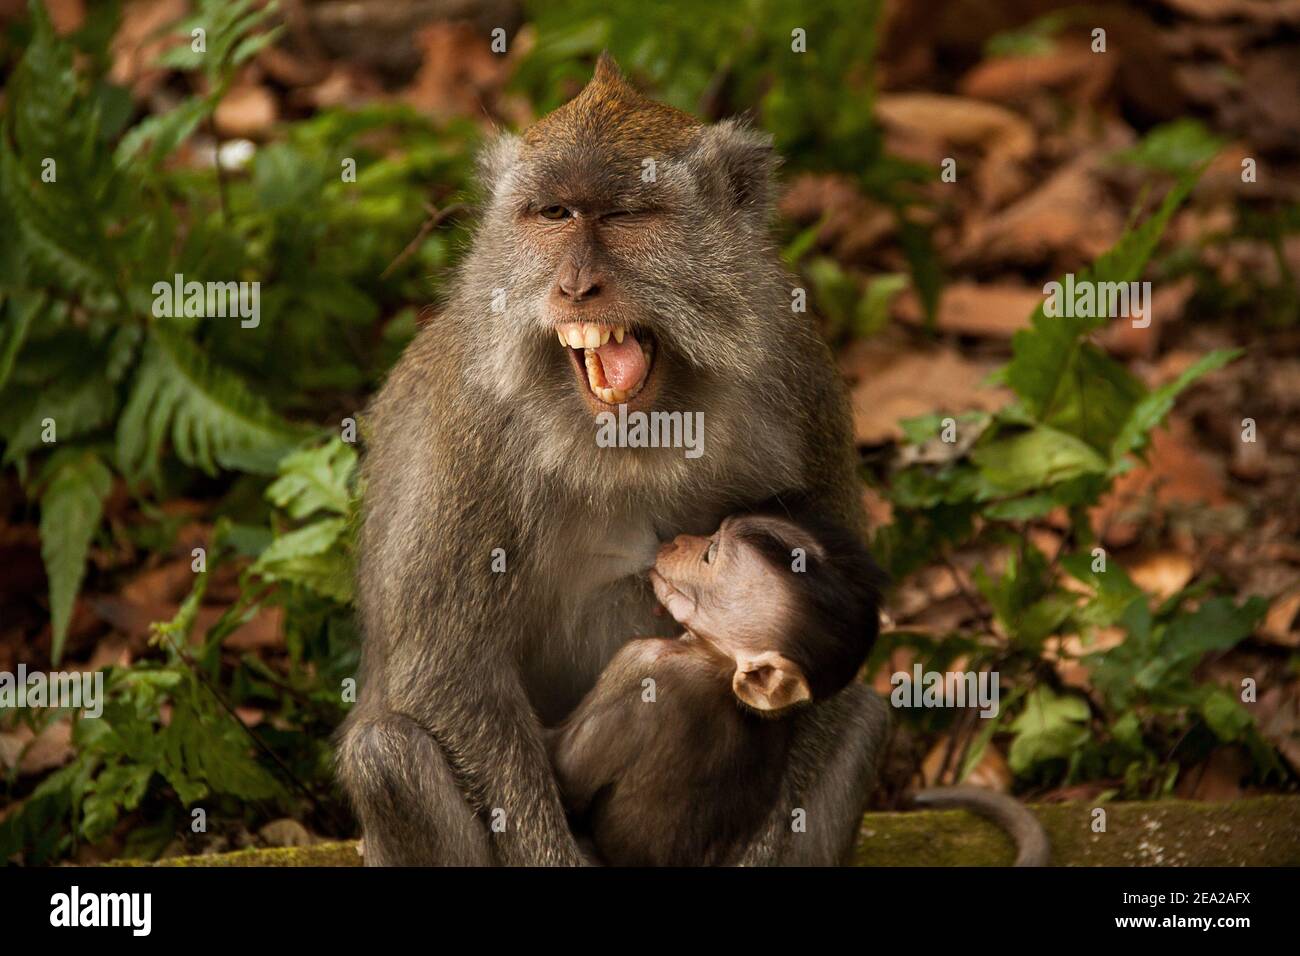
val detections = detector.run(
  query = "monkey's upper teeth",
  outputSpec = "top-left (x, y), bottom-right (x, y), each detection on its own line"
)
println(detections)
top-left (556, 322), bottom-right (621, 350)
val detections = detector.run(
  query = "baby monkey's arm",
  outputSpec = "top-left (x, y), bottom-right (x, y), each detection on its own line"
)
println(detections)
top-left (549, 638), bottom-right (677, 815)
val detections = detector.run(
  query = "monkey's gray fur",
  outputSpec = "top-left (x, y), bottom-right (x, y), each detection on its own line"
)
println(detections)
top-left (335, 54), bottom-right (1026, 867)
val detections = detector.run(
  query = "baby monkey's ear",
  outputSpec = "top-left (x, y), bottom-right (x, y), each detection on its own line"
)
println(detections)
top-left (732, 652), bottom-right (812, 713)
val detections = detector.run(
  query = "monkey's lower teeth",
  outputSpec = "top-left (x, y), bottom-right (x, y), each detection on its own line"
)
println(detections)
top-left (584, 339), bottom-right (653, 404)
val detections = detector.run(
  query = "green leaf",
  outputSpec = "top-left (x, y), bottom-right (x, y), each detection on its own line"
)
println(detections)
top-left (1002, 174), bottom-right (1198, 448)
top-left (266, 438), bottom-right (357, 519)
top-left (252, 516), bottom-right (353, 603)
top-left (0, 291), bottom-right (43, 392)
top-left (117, 327), bottom-right (310, 480)
top-left (1062, 552), bottom-right (1144, 630)
top-left (1113, 119), bottom-right (1224, 175)
top-left (1159, 595), bottom-right (1266, 666)
top-left (0, 369), bottom-right (117, 467)
top-left (853, 272), bottom-right (907, 337)
top-left (1109, 348), bottom-right (1241, 469)
top-left (1200, 689), bottom-right (1252, 743)
top-left (971, 425), bottom-right (1108, 496)
top-left (81, 761), bottom-right (153, 842)
top-left (114, 96), bottom-right (212, 169)
top-left (1009, 686), bottom-right (1091, 774)
top-left (896, 216), bottom-right (942, 329)
top-left (39, 450), bottom-right (113, 663)
top-left (162, 697), bottom-right (281, 802)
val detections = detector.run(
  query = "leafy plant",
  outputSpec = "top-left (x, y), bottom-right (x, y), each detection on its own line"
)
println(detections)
top-left (872, 169), bottom-right (1275, 796)
top-left (0, 1), bottom-right (471, 662)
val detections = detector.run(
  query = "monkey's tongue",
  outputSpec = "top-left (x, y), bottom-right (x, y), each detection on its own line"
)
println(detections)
top-left (593, 333), bottom-right (647, 391)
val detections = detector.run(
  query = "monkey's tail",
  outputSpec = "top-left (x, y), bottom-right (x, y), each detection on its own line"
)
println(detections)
top-left (907, 785), bottom-right (1050, 867)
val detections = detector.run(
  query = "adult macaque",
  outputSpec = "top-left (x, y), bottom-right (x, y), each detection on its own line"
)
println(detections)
top-left (549, 513), bottom-right (884, 866)
top-left (338, 53), bottom-right (884, 866)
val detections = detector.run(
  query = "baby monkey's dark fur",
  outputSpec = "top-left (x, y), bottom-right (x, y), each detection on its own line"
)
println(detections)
top-left (550, 512), bottom-right (884, 866)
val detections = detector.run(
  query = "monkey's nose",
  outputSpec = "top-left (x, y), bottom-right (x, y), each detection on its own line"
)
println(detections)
top-left (557, 265), bottom-right (601, 301)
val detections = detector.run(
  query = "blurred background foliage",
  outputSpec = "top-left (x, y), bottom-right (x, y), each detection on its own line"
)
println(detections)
top-left (0, 0), bottom-right (1297, 862)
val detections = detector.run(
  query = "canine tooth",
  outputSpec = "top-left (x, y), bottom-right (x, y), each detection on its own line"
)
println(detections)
top-left (557, 329), bottom-right (568, 346)
top-left (613, 326), bottom-right (625, 344)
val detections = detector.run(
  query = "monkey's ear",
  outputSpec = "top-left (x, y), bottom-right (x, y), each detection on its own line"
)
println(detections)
top-left (477, 131), bottom-right (522, 194)
top-left (732, 652), bottom-right (811, 713)
top-left (688, 119), bottom-right (778, 220)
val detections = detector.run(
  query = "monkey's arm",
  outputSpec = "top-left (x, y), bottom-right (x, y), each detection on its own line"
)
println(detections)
top-left (550, 641), bottom-right (667, 815)
top-left (342, 355), bottom-right (584, 866)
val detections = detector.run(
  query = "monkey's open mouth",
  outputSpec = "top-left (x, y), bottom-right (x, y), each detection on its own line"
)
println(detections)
top-left (556, 322), bottom-right (655, 405)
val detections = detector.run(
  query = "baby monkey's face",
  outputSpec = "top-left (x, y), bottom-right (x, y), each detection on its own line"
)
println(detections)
top-left (650, 516), bottom-right (816, 713)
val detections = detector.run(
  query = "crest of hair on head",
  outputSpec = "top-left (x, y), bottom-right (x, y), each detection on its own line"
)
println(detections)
top-left (522, 52), bottom-right (702, 159)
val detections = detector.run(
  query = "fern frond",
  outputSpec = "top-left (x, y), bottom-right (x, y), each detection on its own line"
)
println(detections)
top-left (117, 327), bottom-right (314, 480)
top-left (39, 449), bottom-right (113, 664)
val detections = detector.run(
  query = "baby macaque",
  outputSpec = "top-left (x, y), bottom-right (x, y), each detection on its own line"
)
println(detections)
top-left (549, 511), bottom-right (883, 866)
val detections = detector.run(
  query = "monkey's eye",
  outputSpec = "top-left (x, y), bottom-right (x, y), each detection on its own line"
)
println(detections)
top-left (704, 538), bottom-right (719, 564)
top-left (538, 205), bottom-right (572, 221)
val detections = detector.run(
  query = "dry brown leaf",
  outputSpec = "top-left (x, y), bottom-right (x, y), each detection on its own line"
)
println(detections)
top-left (1091, 416), bottom-right (1230, 547)
top-left (920, 737), bottom-right (1013, 791)
top-left (121, 558), bottom-right (196, 606)
top-left (259, 818), bottom-right (315, 848)
top-left (0, 718), bottom-right (73, 776)
top-left (44, 0), bottom-right (84, 34)
top-left (83, 635), bottom-right (131, 672)
top-left (214, 84), bottom-right (278, 139)
top-left (1128, 551), bottom-right (1197, 601)
top-left (256, 44), bottom-right (329, 88)
top-left (220, 604), bottom-right (284, 652)
top-left (779, 174), bottom-right (894, 260)
top-left (90, 595), bottom-right (283, 652)
top-left (875, 93), bottom-right (1036, 160)
top-left (1047, 627), bottom-right (1125, 690)
top-left (869, 646), bottom-right (917, 698)
top-left (1097, 276), bottom-right (1196, 359)
top-left (1157, 0), bottom-right (1300, 25)
top-left (109, 0), bottom-right (187, 100)
top-left (1038, 782), bottom-right (1116, 803)
top-left (1260, 587), bottom-right (1300, 647)
top-left (1174, 747), bottom-right (1249, 801)
top-left (904, 595), bottom-right (974, 634)
top-left (1229, 431), bottom-right (1271, 481)
top-left (1258, 685), bottom-right (1300, 774)
top-left (958, 157), bottom-right (1124, 267)
top-left (842, 342), bottom-right (1009, 445)
top-left (402, 21), bottom-right (513, 122)
top-left (290, 63), bottom-right (384, 111)
top-left (861, 484), bottom-right (893, 529)
top-left (959, 40), bottom-right (1114, 104)
top-left (894, 281), bottom-right (1042, 338)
